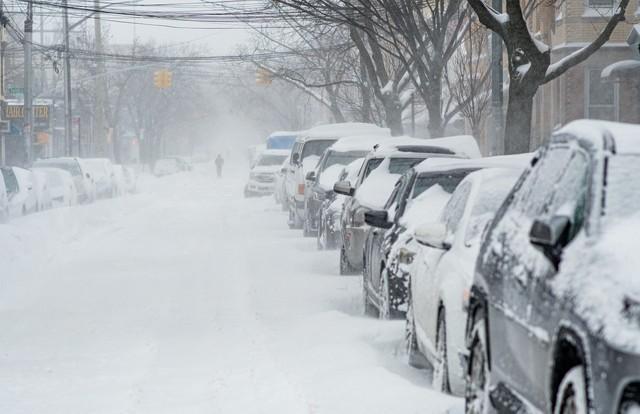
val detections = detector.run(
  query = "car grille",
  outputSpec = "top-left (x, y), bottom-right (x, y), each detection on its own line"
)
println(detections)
top-left (254, 174), bottom-right (275, 183)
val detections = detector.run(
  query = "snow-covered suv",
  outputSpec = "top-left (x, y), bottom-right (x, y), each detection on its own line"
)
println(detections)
top-left (465, 120), bottom-right (640, 414)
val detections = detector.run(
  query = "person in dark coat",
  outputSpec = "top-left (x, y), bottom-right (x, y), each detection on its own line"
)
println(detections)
top-left (215, 154), bottom-right (224, 178)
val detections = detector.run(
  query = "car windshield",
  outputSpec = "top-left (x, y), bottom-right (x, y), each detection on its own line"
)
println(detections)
top-left (604, 155), bottom-right (640, 222)
top-left (301, 139), bottom-right (336, 160)
top-left (1, 168), bottom-right (18, 193)
top-left (388, 157), bottom-right (425, 174)
top-left (412, 169), bottom-right (474, 199)
top-left (363, 157), bottom-right (384, 180)
top-left (321, 150), bottom-right (367, 172)
top-left (258, 155), bottom-right (287, 166)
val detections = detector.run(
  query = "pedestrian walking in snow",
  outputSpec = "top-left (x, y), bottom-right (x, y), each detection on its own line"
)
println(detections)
top-left (215, 154), bottom-right (224, 178)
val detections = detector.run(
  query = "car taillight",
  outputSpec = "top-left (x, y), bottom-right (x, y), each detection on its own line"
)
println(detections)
top-left (298, 184), bottom-right (305, 195)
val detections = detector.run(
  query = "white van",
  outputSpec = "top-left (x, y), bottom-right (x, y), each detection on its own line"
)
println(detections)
top-left (284, 123), bottom-right (390, 228)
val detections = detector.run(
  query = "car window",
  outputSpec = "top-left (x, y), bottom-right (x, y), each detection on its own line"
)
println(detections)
top-left (388, 158), bottom-right (425, 174)
top-left (546, 150), bottom-right (590, 239)
top-left (301, 140), bottom-right (335, 160)
top-left (411, 169), bottom-right (474, 200)
top-left (321, 151), bottom-right (367, 172)
top-left (2, 168), bottom-right (19, 194)
top-left (360, 158), bottom-right (384, 183)
top-left (442, 181), bottom-right (472, 235)
top-left (512, 146), bottom-right (571, 218)
top-left (258, 155), bottom-right (287, 166)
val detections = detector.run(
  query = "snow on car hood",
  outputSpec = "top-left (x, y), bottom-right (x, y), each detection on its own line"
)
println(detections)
top-left (355, 159), bottom-right (399, 209)
top-left (318, 164), bottom-right (345, 192)
top-left (555, 216), bottom-right (640, 354)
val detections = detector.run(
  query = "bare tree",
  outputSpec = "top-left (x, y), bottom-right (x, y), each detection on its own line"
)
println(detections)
top-left (466, 0), bottom-right (631, 153)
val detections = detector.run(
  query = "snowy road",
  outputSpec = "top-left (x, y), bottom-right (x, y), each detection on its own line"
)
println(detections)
top-left (0, 163), bottom-right (461, 414)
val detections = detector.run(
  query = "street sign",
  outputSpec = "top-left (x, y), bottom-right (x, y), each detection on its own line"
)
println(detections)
top-left (7, 86), bottom-right (24, 96)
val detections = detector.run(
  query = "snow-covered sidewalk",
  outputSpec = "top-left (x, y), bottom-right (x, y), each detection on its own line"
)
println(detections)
top-left (0, 163), bottom-right (461, 414)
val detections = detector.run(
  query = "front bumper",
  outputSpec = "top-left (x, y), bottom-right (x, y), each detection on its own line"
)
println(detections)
top-left (246, 180), bottom-right (276, 195)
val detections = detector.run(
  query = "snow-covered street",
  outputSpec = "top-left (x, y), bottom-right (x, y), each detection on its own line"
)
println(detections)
top-left (0, 163), bottom-right (460, 414)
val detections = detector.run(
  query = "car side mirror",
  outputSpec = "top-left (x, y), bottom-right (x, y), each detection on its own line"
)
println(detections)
top-left (529, 215), bottom-right (570, 267)
top-left (292, 153), bottom-right (300, 165)
top-left (415, 222), bottom-right (451, 250)
top-left (306, 171), bottom-right (316, 182)
top-left (333, 180), bottom-right (354, 196)
top-left (364, 210), bottom-right (393, 229)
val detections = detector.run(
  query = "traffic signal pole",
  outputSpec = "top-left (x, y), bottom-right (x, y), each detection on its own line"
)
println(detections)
top-left (24, 0), bottom-right (33, 164)
top-left (62, 0), bottom-right (73, 156)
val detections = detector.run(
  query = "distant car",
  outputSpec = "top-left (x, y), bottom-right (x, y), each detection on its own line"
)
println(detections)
top-left (334, 136), bottom-right (481, 275)
top-left (0, 170), bottom-right (9, 222)
top-left (317, 158), bottom-right (364, 250)
top-left (303, 136), bottom-right (384, 237)
top-left (32, 169), bottom-right (53, 211)
top-left (285, 123), bottom-right (390, 229)
top-left (245, 150), bottom-right (290, 197)
top-left (84, 158), bottom-right (116, 198)
top-left (465, 121), bottom-right (640, 414)
top-left (32, 157), bottom-right (95, 203)
top-left (1, 167), bottom-right (38, 217)
top-left (154, 157), bottom-right (191, 176)
top-left (32, 167), bottom-right (77, 207)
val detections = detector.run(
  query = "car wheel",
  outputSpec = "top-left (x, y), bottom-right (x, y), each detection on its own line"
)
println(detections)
top-left (362, 276), bottom-right (379, 317)
top-left (554, 366), bottom-right (588, 414)
top-left (433, 311), bottom-right (451, 393)
top-left (303, 216), bottom-right (313, 237)
top-left (379, 268), bottom-right (391, 320)
top-left (340, 246), bottom-right (355, 275)
top-left (316, 218), bottom-right (325, 250)
top-left (465, 317), bottom-right (490, 414)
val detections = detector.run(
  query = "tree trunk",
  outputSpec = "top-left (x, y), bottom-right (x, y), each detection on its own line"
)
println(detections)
top-left (383, 94), bottom-right (404, 136)
top-left (425, 74), bottom-right (445, 138)
top-left (504, 82), bottom-right (536, 154)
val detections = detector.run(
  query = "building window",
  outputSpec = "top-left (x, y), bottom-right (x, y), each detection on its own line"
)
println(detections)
top-left (588, 0), bottom-right (614, 7)
top-left (585, 68), bottom-right (618, 121)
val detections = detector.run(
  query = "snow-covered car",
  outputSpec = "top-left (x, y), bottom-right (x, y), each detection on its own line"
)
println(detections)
top-left (32, 169), bottom-right (53, 211)
top-left (406, 165), bottom-right (526, 396)
top-left (1, 166), bottom-right (38, 217)
top-left (32, 167), bottom-right (78, 207)
top-left (334, 135), bottom-right (481, 275)
top-left (362, 158), bottom-right (476, 319)
top-left (303, 136), bottom-right (384, 237)
top-left (285, 123), bottom-right (390, 229)
top-left (317, 158), bottom-right (364, 250)
top-left (33, 157), bottom-right (95, 203)
top-left (274, 155), bottom-right (290, 209)
top-left (83, 158), bottom-right (116, 198)
top-left (464, 120), bottom-right (640, 414)
top-left (244, 149), bottom-right (290, 197)
top-left (0, 170), bottom-right (9, 222)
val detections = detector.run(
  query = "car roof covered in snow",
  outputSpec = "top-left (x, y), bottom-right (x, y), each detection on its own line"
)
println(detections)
top-left (371, 135), bottom-right (482, 159)
top-left (554, 120), bottom-right (640, 155)
top-left (327, 135), bottom-right (391, 153)
top-left (413, 153), bottom-right (533, 174)
top-left (297, 123), bottom-right (390, 142)
top-left (269, 130), bottom-right (305, 138)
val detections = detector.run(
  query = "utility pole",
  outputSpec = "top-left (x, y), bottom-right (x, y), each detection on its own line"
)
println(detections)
top-left (94, 0), bottom-right (107, 159)
top-left (490, 0), bottom-right (504, 155)
top-left (24, 0), bottom-right (33, 165)
top-left (0, 0), bottom-right (5, 166)
top-left (62, 0), bottom-right (73, 156)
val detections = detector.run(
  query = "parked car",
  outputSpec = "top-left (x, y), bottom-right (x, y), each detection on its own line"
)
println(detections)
top-left (244, 149), bottom-right (290, 197)
top-left (84, 158), bottom-right (116, 198)
top-left (464, 120), bottom-right (640, 414)
top-left (334, 136), bottom-right (481, 275)
top-left (406, 161), bottom-right (528, 397)
top-left (362, 157), bottom-right (476, 319)
top-left (317, 158), bottom-right (365, 250)
top-left (32, 169), bottom-right (53, 211)
top-left (32, 167), bottom-right (77, 207)
top-left (303, 136), bottom-right (384, 237)
top-left (1, 167), bottom-right (38, 217)
top-left (284, 123), bottom-right (390, 229)
top-left (274, 155), bottom-right (290, 210)
top-left (0, 170), bottom-right (9, 222)
top-left (32, 157), bottom-right (95, 203)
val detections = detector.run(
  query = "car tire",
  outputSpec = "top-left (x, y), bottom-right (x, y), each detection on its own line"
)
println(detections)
top-left (362, 277), bottom-right (379, 317)
top-left (405, 296), bottom-right (427, 369)
top-left (316, 219), bottom-right (325, 250)
top-left (554, 366), bottom-right (588, 414)
top-left (465, 316), bottom-right (490, 414)
top-left (339, 246), bottom-right (356, 275)
top-left (433, 311), bottom-right (451, 393)
top-left (379, 268), bottom-right (391, 320)
top-left (303, 216), bottom-right (313, 237)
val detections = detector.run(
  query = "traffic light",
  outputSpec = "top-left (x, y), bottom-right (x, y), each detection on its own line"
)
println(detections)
top-left (153, 69), bottom-right (173, 89)
top-left (255, 68), bottom-right (273, 86)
